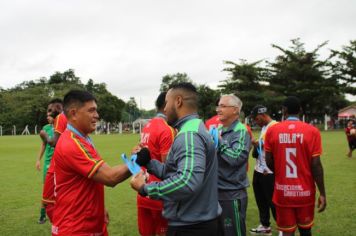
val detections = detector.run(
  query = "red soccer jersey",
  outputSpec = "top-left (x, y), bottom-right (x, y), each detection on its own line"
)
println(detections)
top-left (47, 113), bottom-right (67, 175)
top-left (43, 113), bottom-right (68, 205)
top-left (205, 115), bottom-right (222, 130)
top-left (264, 120), bottom-right (322, 207)
top-left (345, 126), bottom-right (356, 142)
top-left (54, 113), bottom-right (67, 134)
top-left (51, 129), bottom-right (106, 236)
top-left (137, 116), bottom-right (175, 210)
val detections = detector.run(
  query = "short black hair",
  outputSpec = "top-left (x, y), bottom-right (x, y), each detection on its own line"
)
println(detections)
top-left (169, 82), bottom-right (197, 93)
top-left (283, 96), bottom-right (301, 115)
top-left (250, 105), bottom-right (268, 118)
top-left (49, 98), bottom-right (63, 105)
top-left (155, 92), bottom-right (167, 110)
top-left (63, 90), bottom-right (97, 116)
top-left (169, 82), bottom-right (198, 109)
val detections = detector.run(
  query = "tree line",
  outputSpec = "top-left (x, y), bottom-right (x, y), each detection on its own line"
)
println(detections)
top-left (0, 39), bottom-right (355, 134)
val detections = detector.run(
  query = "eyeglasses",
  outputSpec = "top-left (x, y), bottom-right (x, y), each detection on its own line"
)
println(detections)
top-left (216, 105), bottom-right (238, 109)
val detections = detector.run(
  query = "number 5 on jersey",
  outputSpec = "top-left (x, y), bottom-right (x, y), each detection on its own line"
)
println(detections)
top-left (286, 148), bottom-right (297, 178)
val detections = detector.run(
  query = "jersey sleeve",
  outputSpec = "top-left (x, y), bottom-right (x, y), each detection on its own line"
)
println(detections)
top-left (159, 126), bottom-right (175, 156)
top-left (54, 114), bottom-right (67, 134)
top-left (311, 128), bottom-right (322, 157)
top-left (69, 135), bottom-right (105, 178)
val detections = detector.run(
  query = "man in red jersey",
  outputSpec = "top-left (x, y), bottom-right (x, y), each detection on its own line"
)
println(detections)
top-left (40, 98), bottom-right (67, 221)
top-left (345, 120), bottom-right (356, 158)
top-left (51, 90), bottom-right (131, 236)
top-left (205, 114), bottom-right (222, 130)
top-left (137, 91), bottom-right (175, 236)
top-left (265, 96), bottom-right (326, 236)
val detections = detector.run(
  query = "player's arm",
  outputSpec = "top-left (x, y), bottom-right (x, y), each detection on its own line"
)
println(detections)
top-left (40, 131), bottom-right (60, 147)
top-left (132, 133), bottom-right (206, 201)
top-left (92, 163), bottom-right (131, 187)
top-left (265, 151), bottom-right (274, 172)
top-left (311, 156), bottom-right (326, 212)
top-left (36, 142), bottom-right (46, 171)
top-left (218, 130), bottom-right (250, 167)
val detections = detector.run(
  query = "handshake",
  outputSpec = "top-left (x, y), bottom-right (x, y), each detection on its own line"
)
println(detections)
top-left (122, 147), bottom-right (151, 175)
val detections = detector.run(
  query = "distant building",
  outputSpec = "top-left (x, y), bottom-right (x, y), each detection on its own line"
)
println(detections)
top-left (338, 104), bottom-right (356, 119)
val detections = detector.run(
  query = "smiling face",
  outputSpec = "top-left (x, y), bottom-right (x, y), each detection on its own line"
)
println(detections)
top-left (70, 100), bottom-right (99, 135)
top-left (216, 96), bottom-right (239, 126)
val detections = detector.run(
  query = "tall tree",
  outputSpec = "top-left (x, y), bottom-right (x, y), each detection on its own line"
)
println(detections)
top-left (159, 73), bottom-right (194, 92)
top-left (268, 38), bottom-right (346, 119)
top-left (125, 97), bottom-right (141, 122)
top-left (219, 60), bottom-right (270, 118)
top-left (331, 40), bottom-right (356, 96)
top-left (197, 84), bottom-right (220, 120)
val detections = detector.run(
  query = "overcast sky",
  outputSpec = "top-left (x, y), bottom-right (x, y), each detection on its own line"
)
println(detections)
top-left (0, 0), bottom-right (355, 109)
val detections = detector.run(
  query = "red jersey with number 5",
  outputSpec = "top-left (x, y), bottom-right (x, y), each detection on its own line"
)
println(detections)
top-left (264, 120), bottom-right (322, 207)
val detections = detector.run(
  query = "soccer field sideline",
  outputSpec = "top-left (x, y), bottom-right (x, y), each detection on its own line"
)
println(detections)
top-left (0, 131), bottom-right (355, 235)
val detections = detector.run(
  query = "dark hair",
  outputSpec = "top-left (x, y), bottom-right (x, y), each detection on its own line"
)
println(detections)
top-left (283, 96), bottom-right (301, 115)
top-left (155, 92), bottom-right (167, 110)
top-left (169, 82), bottom-right (198, 109)
top-left (169, 82), bottom-right (197, 93)
top-left (250, 105), bottom-right (268, 118)
top-left (49, 98), bottom-right (63, 105)
top-left (63, 90), bottom-right (97, 116)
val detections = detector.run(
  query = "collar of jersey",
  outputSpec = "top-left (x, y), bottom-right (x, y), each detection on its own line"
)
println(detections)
top-left (67, 124), bottom-right (94, 146)
top-left (173, 113), bottom-right (199, 130)
top-left (286, 116), bottom-right (299, 121)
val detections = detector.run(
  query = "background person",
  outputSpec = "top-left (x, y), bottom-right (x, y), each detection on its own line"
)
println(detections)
top-left (345, 119), bottom-right (356, 158)
top-left (265, 96), bottom-right (326, 236)
top-left (249, 105), bottom-right (278, 235)
top-left (216, 94), bottom-right (251, 236)
top-left (136, 91), bottom-right (175, 236)
top-left (35, 104), bottom-right (55, 224)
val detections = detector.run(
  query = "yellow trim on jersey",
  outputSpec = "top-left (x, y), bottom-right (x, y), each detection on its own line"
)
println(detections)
top-left (70, 133), bottom-right (105, 178)
top-left (277, 224), bottom-right (297, 232)
top-left (70, 133), bottom-right (97, 164)
top-left (88, 160), bottom-right (104, 178)
top-left (298, 221), bottom-right (314, 229)
top-left (42, 198), bottom-right (55, 204)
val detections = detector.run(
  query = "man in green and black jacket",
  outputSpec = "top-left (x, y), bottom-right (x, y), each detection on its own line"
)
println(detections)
top-left (131, 82), bottom-right (222, 236)
top-left (216, 94), bottom-right (251, 236)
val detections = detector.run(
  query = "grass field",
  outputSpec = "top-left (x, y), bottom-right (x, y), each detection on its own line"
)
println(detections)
top-left (0, 131), bottom-right (355, 235)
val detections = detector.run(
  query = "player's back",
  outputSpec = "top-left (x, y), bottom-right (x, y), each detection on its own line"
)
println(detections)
top-left (137, 116), bottom-right (175, 210)
top-left (140, 117), bottom-right (174, 162)
top-left (265, 120), bottom-right (322, 207)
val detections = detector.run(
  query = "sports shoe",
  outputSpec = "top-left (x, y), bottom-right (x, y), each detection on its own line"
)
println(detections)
top-left (249, 224), bottom-right (272, 235)
top-left (38, 216), bottom-right (46, 224)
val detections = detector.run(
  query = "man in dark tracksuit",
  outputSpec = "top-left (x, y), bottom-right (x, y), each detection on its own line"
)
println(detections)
top-left (216, 94), bottom-right (251, 236)
top-left (131, 82), bottom-right (222, 236)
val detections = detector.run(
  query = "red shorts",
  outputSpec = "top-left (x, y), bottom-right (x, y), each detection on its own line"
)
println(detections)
top-left (138, 207), bottom-right (167, 236)
top-left (42, 171), bottom-right (55, 204)
top-left (276, 205), bottom-right (315, 232)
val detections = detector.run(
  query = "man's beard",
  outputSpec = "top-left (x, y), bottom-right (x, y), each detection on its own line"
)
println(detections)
top-left (167, 107), bottom-right (178, 126)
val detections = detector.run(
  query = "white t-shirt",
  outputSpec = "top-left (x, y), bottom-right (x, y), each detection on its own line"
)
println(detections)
top-left (254, 120), bottom-right (277, 174)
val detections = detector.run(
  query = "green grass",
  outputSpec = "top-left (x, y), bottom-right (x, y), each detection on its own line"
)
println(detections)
top-left (0, 131), bottom-right (355, 235)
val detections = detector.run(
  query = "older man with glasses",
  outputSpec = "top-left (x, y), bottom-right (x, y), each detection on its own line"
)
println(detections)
top-left (216, 94), bottom-right (251, 236)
